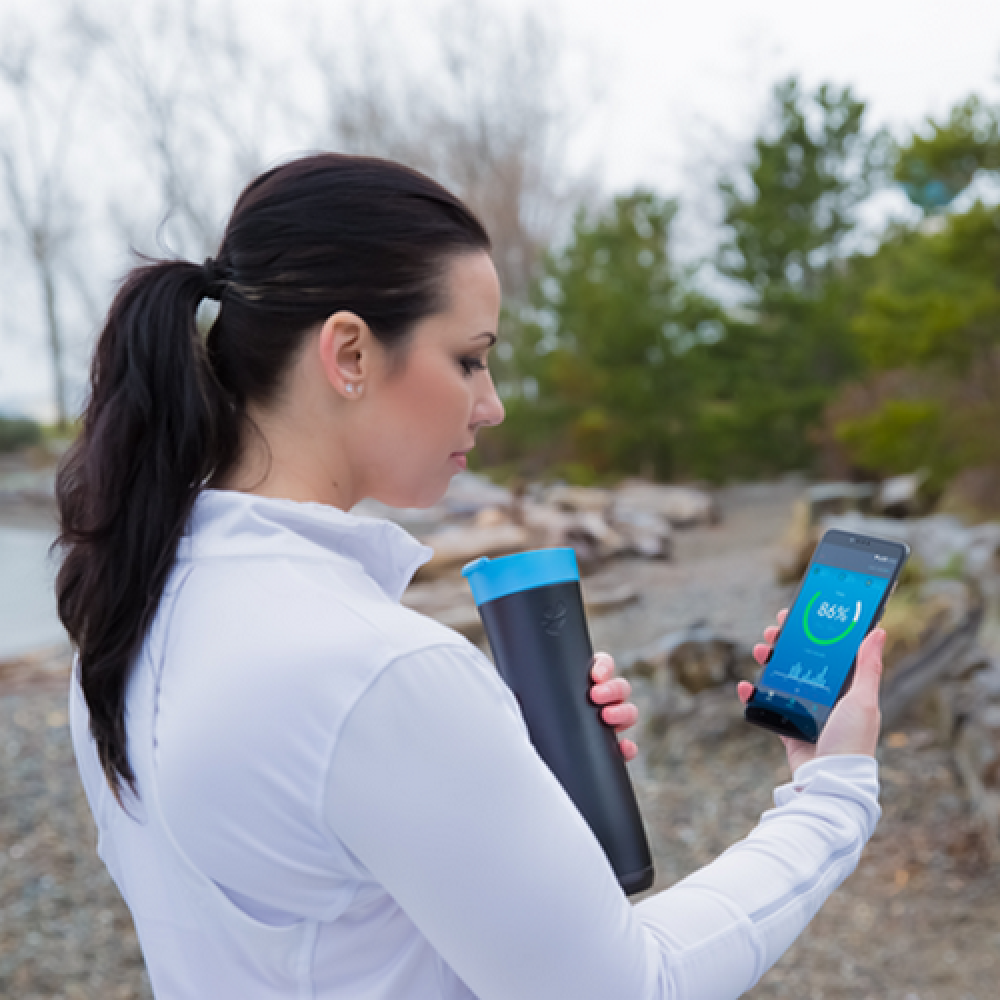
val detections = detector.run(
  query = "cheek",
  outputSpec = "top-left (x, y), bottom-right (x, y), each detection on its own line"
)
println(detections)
top-left (394, 364), bottom-right (469, 434)
top-left (377, 366), bottom-right (467, 465)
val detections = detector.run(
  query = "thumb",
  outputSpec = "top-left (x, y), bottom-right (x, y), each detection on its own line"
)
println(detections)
top-left (850, 628), bottom-right (886, 708)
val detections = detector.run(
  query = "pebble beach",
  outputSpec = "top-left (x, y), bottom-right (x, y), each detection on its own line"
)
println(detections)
top-left (2, 481), bottom-right (999, 999)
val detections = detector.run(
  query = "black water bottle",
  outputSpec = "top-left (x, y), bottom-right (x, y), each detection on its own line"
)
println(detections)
top-left (462, 548), bottom-right (654, 895)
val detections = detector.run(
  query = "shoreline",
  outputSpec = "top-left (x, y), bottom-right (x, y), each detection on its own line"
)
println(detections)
top-left (0, 500), bottom-right (58, 533)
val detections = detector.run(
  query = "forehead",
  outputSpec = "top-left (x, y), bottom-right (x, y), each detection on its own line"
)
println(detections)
top-left (426, 252), bottom-right (500, 339)
top-left (379, 252), bottom-right (499, 376)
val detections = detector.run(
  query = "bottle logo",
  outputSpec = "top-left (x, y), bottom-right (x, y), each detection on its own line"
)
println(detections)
top-left (541, 600), bottom-right (568, 636)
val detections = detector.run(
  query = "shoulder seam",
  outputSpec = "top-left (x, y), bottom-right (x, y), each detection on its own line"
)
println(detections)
top-left (316, 639), bottom-right (485, 846)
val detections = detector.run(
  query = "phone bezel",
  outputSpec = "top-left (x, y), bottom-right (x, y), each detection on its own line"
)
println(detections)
top-left (745, 528), bottom-right (910, 743)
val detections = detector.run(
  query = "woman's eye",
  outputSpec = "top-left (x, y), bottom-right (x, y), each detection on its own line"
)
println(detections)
top-left (459, 357), bottom-right (488, 375)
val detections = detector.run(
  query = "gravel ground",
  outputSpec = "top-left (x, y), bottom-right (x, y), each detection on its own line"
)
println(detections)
top-left (2, 480), bottom-right (998, 998)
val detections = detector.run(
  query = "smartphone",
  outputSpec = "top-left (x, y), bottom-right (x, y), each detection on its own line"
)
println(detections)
top-left (745, 528), bottom-right (909, 743)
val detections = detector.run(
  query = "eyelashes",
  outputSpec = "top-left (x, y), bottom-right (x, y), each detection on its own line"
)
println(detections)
top-left (459, 357), bottom-right (488, 375)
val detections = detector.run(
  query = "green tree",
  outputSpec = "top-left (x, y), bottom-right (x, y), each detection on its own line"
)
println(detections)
top-left (833, 200), bottom-right (1000, 489)
top-left (825, 89), bottom-right (1000, 492)
top-left (710, 78), bottom-right (887, 475)
top-left (481, 190), bottom-right (722, 482)
top-left (895, 96), bottom-right (1000, 213)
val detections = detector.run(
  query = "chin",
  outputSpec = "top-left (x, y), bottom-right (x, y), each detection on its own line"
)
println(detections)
top-left (375, 471), bottom-right (454, 511)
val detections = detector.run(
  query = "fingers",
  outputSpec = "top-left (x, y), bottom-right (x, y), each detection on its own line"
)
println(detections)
top-left (737, 680), bottom-right (755, 705)
top-left (601, 702), bottom-right (639, 730)
top-left (591, 678), bottom-right (632, 706)
top-left (849, 628), bottom-right (886, 708)
top-left (753, 609), bottom-right (789, 665)
top-left (591, 653), bottom-right (640, 741)
top-left (590, 652), bottom-right (615, 684)
top-left (590, 654), bottom-right (632, 706)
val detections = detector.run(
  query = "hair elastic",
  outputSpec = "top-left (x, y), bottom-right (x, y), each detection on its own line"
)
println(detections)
top-left (195, 298), bottom-right (222, 345)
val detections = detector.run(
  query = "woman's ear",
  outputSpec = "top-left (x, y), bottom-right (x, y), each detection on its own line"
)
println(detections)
top-left (318, 311), bottom-right (371, 399)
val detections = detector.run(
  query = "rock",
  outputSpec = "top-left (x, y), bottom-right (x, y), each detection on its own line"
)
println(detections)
top-left (879, 585), bottom-right (985, 730)
top-left (440, 472), bottom-right (513, 518)
top-left (415, 523), bottom-right (530, 580)
top-left (774, 483), bottom-right (877, 583)
top-left (876, 472), bottom-right (928, 518)
top-left (806, 481), bottom-right (877, 519)
top-left (544, 485), bottom-right (614, 515)
top-left (621, 623), bottom-right (757, 691)
top-left (936, 466), bottom-right (1000, 523)
top-left (822, 512), bottom-right (1000, 584)
top-left (880, 578), bottom-right (976, 672)
top-left (473, 506), bottom-right (511, 529)
top-left (965, 523), bottom-right (1000, 580)
top-left (518, 500), bottom-right (630, 569)
top-left (582, 581), bottom-right (640, 615)
top-left (0, 643), bottom-right (73, 693)
top-left (953, 695), bottom-right (1000, 860)
top-left (775, 497), bottom-right (816, 584)
top-left (614, 480), bottom-right (719, 529)
top-left (572, 510), bottom-right (629, 562)
top-left (609, 506), bottom-right (673, 560)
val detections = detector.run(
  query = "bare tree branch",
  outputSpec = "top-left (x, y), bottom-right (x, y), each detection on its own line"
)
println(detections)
top-left (0, 8), bottom-right (95, 427)
top-left (306, 0), bottom-right (599, 303)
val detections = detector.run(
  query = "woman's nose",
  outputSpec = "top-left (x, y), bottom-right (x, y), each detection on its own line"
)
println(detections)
top-left (475, 374), bottom-right (505, 428)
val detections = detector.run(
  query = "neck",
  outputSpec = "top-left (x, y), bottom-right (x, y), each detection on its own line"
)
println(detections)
top-left (213, 407), bottom-right (358, 511)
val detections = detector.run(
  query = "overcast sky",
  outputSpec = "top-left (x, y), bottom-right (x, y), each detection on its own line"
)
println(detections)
top-left (2, 0), bottom-right (999, 421)
top-left (502, 0), bottom-right (1000, 193)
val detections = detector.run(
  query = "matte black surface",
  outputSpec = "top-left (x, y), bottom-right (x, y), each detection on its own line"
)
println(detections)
top-left (478, 581), bottom-right (654, 895)
top-left (744, 703), bottom-right (820, 742)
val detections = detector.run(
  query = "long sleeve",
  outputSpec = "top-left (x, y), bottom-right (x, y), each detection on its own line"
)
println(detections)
top-left (323, 643), bottom-right (880, 1000)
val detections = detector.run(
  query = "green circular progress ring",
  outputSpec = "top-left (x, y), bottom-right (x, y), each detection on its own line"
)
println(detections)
top-left (802, 591), bottom-right (859, 645)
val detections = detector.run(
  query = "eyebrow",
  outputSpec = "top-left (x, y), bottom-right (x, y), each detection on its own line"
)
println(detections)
top-left (474, 333), bottom-right (498, 347)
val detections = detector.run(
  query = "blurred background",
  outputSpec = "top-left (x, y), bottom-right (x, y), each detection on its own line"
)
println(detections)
top-left (2, 1), bottom-right (1000, 997)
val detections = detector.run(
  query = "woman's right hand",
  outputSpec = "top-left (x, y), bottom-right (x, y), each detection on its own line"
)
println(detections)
top-left (737, 609), bottom-right (887, 774)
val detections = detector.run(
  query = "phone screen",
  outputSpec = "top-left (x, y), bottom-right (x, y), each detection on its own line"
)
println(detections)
top-left (748, 530), bottom-right (908, 742)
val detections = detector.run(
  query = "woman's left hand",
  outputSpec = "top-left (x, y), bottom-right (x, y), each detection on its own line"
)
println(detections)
top-left (589, 652), bottom-right (639, 761)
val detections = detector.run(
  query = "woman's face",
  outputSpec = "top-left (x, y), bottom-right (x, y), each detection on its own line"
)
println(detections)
top-left (351, 251), bottom-right (505, 509)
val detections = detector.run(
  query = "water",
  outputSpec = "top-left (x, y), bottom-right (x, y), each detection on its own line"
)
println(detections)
top-left (0, 527), bottom-right (67, 659)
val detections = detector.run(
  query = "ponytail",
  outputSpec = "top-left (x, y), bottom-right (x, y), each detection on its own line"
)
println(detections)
top-left (54, 153), bottom-right (490, 805)
top-left (56, 260), bottom-right (242, 805)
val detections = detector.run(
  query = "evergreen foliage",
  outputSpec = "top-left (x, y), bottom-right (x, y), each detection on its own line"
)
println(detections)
top-left (0, 416), bottom-right (43, 453)
top-left (709, 78), bottom-right (887, 476)
top-left (481, 190), bottom-right (723, 482)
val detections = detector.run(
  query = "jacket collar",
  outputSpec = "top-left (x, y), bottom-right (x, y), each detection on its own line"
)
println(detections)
top-left (178, 489), bottom-right (433, 603)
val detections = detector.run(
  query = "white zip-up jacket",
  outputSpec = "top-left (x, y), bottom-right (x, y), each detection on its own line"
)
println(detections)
top-left (70, 489), bottom-right (881, 999)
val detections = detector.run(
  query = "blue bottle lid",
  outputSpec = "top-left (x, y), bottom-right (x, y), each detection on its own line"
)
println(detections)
top-left (461, 548), bottom-right (580, 606)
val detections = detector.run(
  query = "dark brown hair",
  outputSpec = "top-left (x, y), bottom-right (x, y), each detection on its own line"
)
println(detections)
top-left (55, 154), bottom-right (490, 804)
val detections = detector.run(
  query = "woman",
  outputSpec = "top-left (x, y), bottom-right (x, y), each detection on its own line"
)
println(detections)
top-left (58, 154), bottom-right (884, 999)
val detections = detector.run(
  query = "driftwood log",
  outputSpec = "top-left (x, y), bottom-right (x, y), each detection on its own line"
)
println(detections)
top-left (953, 699), bottom-right (1000, 861)
top-left (880, 594), bottom-right (985, 730)
top-left (617, 623), bottom-right (757, 762)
